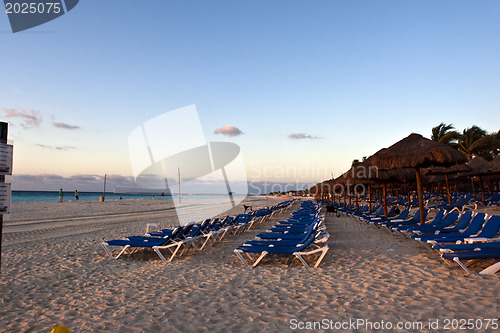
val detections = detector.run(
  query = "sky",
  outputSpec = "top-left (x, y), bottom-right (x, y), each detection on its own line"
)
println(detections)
top-left (1, 0), bottom-right (499, 193)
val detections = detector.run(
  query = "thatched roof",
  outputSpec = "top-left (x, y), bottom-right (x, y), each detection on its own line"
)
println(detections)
top-left (487, 155), bottom-right (500, 174)
top-left (377, 168), bottom-right (418, 183)
top-left (456, 156), bottom-right (489, 178)
top-left (423, 163), bottom-right (471, 176)
top-left (469, 155), bottom-right (490, 171)
top-left (308, 183), bottom-right (322, 194)
top-left (370, 133), bottom-right (468, 170)
top-left (340, 150), bottom-right (417, 184)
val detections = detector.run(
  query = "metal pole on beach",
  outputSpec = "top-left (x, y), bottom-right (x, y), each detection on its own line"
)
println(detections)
top-left (103, 174), bottom-right (107, 201)
top-left (0, 122), bottom-right (7, 276)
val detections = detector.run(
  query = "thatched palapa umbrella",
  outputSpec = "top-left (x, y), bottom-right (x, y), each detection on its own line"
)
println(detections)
top-left (348, 152), bottom-right (417, 217)
top-left (370, 133), bottom-right (468, 224)
top-left (456, 156), bottom-right (489, 201)
top-left (424, 163), bottom-right (471, 205)
top-left (487, 155), bottom-right (500, 174)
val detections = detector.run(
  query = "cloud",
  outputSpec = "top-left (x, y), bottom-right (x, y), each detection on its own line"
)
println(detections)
top-left (37, 144), bottom-right (77, 151)
top-left (288, 133), bottom-right (321, 140)
top-left (2, 107), bottom-right (42, 128)
top-left (214, 125), bottom-right (244, 137)
top-left (54, 122), bottom-right (80, 130)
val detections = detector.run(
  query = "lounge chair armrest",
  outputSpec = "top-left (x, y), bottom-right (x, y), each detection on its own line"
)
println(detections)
top-left (294, 244), bottom-right (329, 256)
top-left (487, 237), bottom-right (500, 243)
top-left (464, 237), bottom-right (490, 244)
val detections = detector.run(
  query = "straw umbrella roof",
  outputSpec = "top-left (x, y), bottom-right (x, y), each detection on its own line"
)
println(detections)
top-left (370, 133), bottom-right (468, 170)
top-left (456, 155), bottom-right (489, 178)
top-left (487, 155), bottom-right (500, 174)
top-left (370, 133), bottom-right (467, 225)
top-left (341, 150), bottom-right (417, 184)
top-left (308, 183), bottom-right (322, 195)
top-left (423, 163), bottom-right (471, 176)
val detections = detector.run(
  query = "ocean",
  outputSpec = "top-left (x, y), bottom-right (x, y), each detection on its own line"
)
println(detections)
top-left (11, 191), bottom-right (248, 203)
top-left (11, 190), bottom-right (167, 202)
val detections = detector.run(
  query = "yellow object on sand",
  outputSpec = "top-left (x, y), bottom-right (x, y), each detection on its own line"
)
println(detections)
top-left (50, 325), bottom-right (70, 333)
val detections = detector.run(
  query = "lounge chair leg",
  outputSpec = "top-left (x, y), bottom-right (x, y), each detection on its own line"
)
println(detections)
top-left (234, 249), bottom-right (249, 266)
top-left (169, 243), bottom-right (183, 261)
top-left (453, 257), bottom-right (472, 275)
top-left (313, 248), bottom-right (329, 268)
top-left (220, 229), bottom-right (229, 239)
top-left (153, 247), bottom-right (169, 263)
top-left (102, 243), bottom-right (130, 260)
top-left (252, 251), bottom-right (268, 268)
top-left (199, 236), bottom-right (211, 250)
top-left (294, 253), bottom-right (310, 268)
top-left (479, 261), bottom-right (500, 275)
top-left (180, 244), bottom-right (190, 256)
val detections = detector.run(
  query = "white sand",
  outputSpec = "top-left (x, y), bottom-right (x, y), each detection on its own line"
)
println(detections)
top-left (1, 199), bottom-right (499, 332)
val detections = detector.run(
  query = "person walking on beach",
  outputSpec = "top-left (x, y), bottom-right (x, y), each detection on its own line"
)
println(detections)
top-left (59, 189), bottom-right (64, 203)
top-left (75, 190), bottom-right (79, 200)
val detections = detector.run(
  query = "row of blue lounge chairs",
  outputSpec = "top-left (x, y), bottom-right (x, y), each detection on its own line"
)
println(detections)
top-left (339, 202), bottom-right (500, 275)
top-left (101, 200), bottom-right (294, 263)
top-left (332, 191), bottom-right (499, 216)
top-left (234, 201), bottom-right (329, 268)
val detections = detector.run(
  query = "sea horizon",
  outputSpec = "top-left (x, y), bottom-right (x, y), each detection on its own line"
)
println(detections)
top-left (11, 190), bottom-right (252, 203)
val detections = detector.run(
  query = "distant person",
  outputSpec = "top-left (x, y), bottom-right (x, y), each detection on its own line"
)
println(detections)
top-left (75, 190), bottom-right (79, 200)
top-left (59, 189), bottom-right (64, 203)
top-left (161, 192), bottom-right (165, 199)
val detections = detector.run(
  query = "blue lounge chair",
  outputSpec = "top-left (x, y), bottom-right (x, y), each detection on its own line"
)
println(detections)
top-left (412, 211), bottom-right (473, 241)
top-left (443, 194), bottom-right (473, 212)
top-left (434, 241), bottom-right (500, 253)
top-left (441, 248), bottom-right (500, 275)
top-left (255, 220), bottom-right (321, 241)
top-left (367, 207), bottom-right (409, 224)
top-left (393, 209), bottom-right (445, 232)
top-left (408, 212), bottom-right (460, 235)
top-left (423, 213), bottom-right (487, 245)
top-left (101, 226), bottom-right (184, 260)
top-left (408, 211), bottom-right (459, 235)
top-left (380, 208), bottom-right (426, 228)
top-left (234, 232), bottom-right (329, 268)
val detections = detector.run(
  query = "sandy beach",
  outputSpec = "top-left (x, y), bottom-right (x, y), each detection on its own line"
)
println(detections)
top-left (1, 198), bottom-right (499, 332)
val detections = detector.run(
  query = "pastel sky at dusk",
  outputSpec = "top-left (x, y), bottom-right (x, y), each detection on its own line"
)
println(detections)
top-left (1, 0), bottom-right (499, 192)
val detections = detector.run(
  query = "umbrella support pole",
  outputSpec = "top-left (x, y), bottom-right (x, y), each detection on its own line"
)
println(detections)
top-left (416, 168), bottom-right (425, 225)
top-left (383, 183), bottom-right (387, 218)
top-left (445, 173), bottom-right (451, 206)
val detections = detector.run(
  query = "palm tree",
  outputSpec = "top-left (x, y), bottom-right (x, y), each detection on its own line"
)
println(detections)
top-left (469, 130), bottom-right (500, 160)
top-left (458, 125), bottom-right (487, 160)
top-left (431, 123), bottom-right (459, 145)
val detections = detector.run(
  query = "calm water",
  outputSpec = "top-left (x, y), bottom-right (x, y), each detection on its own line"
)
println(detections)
top-left (11, 191), bottom-right (248, 203)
